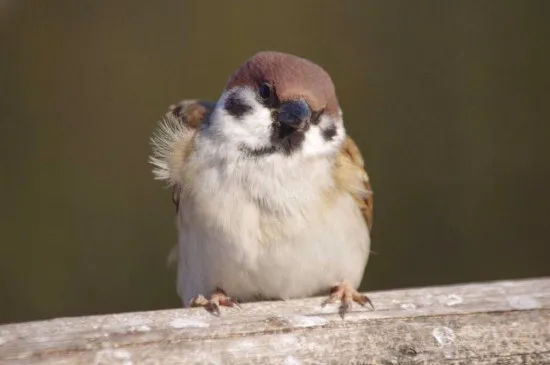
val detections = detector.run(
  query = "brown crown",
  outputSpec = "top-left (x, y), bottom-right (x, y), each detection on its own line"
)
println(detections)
top-left (226, 51), bottom-right (340, 116)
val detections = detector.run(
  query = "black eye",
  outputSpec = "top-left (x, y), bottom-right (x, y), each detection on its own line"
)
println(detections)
top-left (258, 82), bottom-right (273, 101)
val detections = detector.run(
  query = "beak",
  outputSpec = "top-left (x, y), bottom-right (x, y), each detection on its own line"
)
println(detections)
top-left (277, 99), bottom-right (311, 130)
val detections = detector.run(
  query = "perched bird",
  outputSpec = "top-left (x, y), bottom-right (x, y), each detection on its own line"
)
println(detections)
top-left (150, 51), bottom-right (373, 318)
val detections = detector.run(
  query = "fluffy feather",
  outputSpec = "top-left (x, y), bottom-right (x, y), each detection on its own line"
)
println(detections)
top-left (150, 52), bottom-right (375, 316)
top-left (149, 100), bottom-right (212, 186)
top-left (150, 99), bottom-right (373, 305)
top-left (150, 99), bottom-right (373, 229)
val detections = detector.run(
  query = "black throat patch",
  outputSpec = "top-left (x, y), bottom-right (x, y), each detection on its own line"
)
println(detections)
top-left (270, 121), bottom-right (306, 155)
top-left (239, 121), bottom-right (307, 157)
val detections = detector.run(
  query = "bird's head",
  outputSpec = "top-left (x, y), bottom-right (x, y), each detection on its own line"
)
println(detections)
top-left (205, 51), bottom-right (346, 158)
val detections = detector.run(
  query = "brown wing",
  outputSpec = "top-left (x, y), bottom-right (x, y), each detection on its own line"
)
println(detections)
top-left (335, 136), bottom-right (374, 231)
top-left (152, 99), bottom-right (216, 212)
top-left (166, 99), bottom-right (216, 129)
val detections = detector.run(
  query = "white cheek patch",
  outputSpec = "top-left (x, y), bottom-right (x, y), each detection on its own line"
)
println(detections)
top-left (208, 92), bottom-right (346, 158)
top-left (213, 88), bottom-right (274, 150)
top-left (301, 114), bottom-right (346, 157)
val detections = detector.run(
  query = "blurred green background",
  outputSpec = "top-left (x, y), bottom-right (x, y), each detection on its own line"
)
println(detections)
top-left (1, 1), bottom-right (549, 324)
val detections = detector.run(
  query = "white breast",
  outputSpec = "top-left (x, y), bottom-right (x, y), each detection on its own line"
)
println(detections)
top-left (175, 137), bottom-right (370, 305)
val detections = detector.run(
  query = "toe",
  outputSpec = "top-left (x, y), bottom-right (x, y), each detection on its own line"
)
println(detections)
top-left (322, 282), bottom-right (375, 318)
top-left (220, 297), bottom-right (241, 309)
top-left (339, 301), bottom-right (351, 319)
top-left (189, 295), bottom-right (208, 307)
top-left (353, 293), bottom-right (375, 310)
top-left (208, 301), bottom-right (221, 316)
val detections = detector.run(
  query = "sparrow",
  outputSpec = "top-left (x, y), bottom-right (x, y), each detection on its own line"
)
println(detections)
top-left (150, 51), bottom-right (373, 318)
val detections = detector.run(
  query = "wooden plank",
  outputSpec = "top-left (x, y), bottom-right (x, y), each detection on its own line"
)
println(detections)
top-left (0, 278), bottom-right (549, 364)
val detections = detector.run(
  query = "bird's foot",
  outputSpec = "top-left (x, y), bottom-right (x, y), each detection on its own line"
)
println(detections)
top-left (321, 281), bottom-right (374, 319)
top-left (189, 288), bottom-right (240, 316)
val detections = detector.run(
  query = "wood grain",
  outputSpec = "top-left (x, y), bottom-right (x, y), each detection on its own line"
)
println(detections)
top-left (1, 278), bottom-right (549, 364)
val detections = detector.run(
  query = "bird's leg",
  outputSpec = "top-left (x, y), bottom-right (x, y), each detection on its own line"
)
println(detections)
top-left (189, 288), bottom-right (240, 316)
top-left (322, 281), bottom-right (374, 319)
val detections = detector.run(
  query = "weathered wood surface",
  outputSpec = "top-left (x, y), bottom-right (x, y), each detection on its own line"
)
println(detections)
top-left (0, 278), bottom-right (549, 365)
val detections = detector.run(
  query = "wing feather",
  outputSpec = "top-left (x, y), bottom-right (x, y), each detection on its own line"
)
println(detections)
top-left (149, 99), bottom-right (215, 211)
top-left (334, 136), bottom-right (374, 231)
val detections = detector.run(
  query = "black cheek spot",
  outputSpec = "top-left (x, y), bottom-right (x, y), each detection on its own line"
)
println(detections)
top-left (224, 93), bottom-right (252, 119)
top-left (322, 125), bottom-right (337, 141)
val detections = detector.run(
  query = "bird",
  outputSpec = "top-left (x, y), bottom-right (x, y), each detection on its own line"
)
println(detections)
top-left (149, 51), bottom-right (373, 318)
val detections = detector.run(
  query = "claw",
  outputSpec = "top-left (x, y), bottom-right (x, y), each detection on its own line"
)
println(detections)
top-left (354, 293), bottom-right (375, 310)
top-left (220, 297), bottom-right (241, 309)
top-left (209, 301), bottom-right (221, 316)
top-left (322, 282), bottom-right (374, 319)
top-left (189, 289), bottom-right (239, 316)
top-left (339, 302), bottom-right (351, 319)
